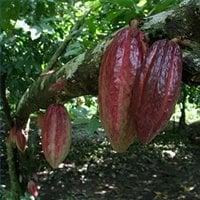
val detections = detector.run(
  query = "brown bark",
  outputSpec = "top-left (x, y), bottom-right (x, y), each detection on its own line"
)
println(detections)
top-left (16, 0), bottom-right (200, 127)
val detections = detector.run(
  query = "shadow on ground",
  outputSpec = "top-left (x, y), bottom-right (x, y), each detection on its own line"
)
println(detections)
top-left (35, 121), bottom-right (200, 200)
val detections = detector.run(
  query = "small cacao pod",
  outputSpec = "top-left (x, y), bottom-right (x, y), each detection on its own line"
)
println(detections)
top-left (99, 27), bottom-right (147, 152)
top-left (8, 125), bottom-right (27, 152)
top-left (27, 180), bottom-right (39, 197)
top-left (42, 104), bottom-right (71, 168)
top-left (15, 129), bottom-right (27, 152)
top-left (133, 39), bottom-right (182, 144)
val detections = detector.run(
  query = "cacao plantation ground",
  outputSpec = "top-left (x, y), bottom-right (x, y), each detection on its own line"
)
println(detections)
top-left (1, 121), bottom-right (200, 200)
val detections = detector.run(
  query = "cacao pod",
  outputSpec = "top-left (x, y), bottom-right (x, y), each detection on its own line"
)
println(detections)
top-left (99, 27), bottom-right (147, 152)
top-left (15, 129), bottom-right (27, 152)
top-left (9, 125), bottom-right (27, 152)
top-left (27, 180), bottom-right (39, 197)
top-left (132, 39), bottom-right (182, 144)
top-left (42, 104), bottom-right (71, 168)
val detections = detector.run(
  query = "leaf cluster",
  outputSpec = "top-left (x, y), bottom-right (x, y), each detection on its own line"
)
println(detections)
top-left (0, 0), bottom-right (189, 113)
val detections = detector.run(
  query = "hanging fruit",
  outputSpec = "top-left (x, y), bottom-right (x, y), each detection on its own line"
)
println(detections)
top-left (132, 39), bottom-right (182, 144)
top-left (99, 23), bottom-right (148, 152)
top-left (41, 104), bottom-right (71, 168)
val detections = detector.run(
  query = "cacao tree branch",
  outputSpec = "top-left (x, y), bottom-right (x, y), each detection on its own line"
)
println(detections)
top-left (0, 74), bottom-right (22, 200)
top-left (16, 45), bottom-right (104, 127)
top-left (142, 0), bottom-right (200, 85)
top-left (16, 0), bottom-right (200, 126)
top-left (142, 0), bottom-right (200, 43)
top-left (6, 140), bottom-right (21, 200)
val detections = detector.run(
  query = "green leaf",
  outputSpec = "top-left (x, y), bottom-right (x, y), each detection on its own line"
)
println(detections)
top-left (152, 0), bottom-right (181, 14)
top-left (0, 0), bottom-right (20, 31)
top-left (87, 18), bottom-right (97, 34)
top-left (64, 42), bottom-right (82, 58)
top-left (112, 0), bottom-right (134, 8)
top-left (87, 116), bottom-right (101, 134)
top-left (35, 1), bottom-right (46, 19)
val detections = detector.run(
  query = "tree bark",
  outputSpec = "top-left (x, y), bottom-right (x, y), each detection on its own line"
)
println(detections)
top-left (179, 85), bottom-right (187, 129)
top-left (16, 0), bottom-right (200, 127)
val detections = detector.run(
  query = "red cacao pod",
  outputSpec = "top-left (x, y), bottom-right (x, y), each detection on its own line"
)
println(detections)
top-left (133, 39), bottom-right (182, 144)
top-left (8, 125), bottom-right (27, 152)
top-left (42, 104), bottom-right (71, 168)
top-left (27, 180), bottom-right (39, 197)
top-left (99, 27), bottom-right (147, 152)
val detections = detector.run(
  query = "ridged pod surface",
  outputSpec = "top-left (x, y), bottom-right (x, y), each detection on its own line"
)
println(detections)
top-left (132, 39), bottom-right (182, 144)
top-left (42, 104), bottom-right (71, 168)
top-left (99, 27), bottom-right (147, 152)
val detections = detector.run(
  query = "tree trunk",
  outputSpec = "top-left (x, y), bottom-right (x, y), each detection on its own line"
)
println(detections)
top-left (6, 141), bottom-right (21, 200)
top-left (179, 85), bottom-right (187, 129)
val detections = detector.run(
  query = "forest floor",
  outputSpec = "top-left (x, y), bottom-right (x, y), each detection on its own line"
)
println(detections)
top-left (1, 121), bottom-right (200, 200)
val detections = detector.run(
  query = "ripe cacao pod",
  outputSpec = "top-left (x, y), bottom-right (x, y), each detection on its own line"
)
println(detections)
top-left (99, 27), bottom-right (147, 152)
top-left (27, 180), bottom-right (39, 197)
top-left (132, 39), bottom-right (182, 144)
top-left (42, 104), bottom-right (71, 168)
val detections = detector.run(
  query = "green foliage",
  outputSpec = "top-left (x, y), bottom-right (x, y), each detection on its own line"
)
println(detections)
top-left (187, 86), bottom-right (200, 108)
top-left (0, 0), bottom-right (198, 116)
top-left (66, 96), bottom-right (101, 134)
top-left (0, 0), bottom-right (20, 31)
top-left (0, 186), bottom-right (36, 200)
top-left (147, 0), bottom-right (182, 14)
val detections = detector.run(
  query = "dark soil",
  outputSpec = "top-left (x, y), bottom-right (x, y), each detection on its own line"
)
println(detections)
top-left (1, 121), bottom-right (200, 200)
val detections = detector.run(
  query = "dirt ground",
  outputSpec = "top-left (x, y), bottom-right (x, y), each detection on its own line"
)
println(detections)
top-left (1, 121), bottom-right (200, 200)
